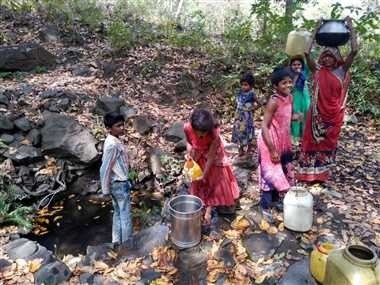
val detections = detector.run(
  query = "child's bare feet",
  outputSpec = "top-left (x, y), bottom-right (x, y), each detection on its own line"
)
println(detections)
top-left (204, 206), bottom-right (212, 224)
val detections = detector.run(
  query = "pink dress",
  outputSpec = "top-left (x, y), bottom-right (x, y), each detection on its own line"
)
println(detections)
top-left (184, 123), bottom-right (239, 207)
top-left (257, 93), bottom-right (294, 193)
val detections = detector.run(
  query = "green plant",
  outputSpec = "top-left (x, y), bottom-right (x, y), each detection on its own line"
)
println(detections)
top-left (0, 72), bottom-right (14, 79)
top-left (107, 19), bottom-right (133, 50)
top-left (0, 174), bottom-right (33, 230)
top-left (0, 195), bottom-right (33, 229)
top-left (33, 66), bottom-right (48, 74)
top-left (222, 13), bottom-right (254, 57)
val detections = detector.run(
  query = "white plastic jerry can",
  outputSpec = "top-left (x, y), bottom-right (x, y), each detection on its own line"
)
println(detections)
top-left (285, 30), bottom-right (311, 57)
top-left (284, 186), bottom-right (313, 232)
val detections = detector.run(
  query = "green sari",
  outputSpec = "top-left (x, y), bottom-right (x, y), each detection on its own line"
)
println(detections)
top-left (291, 76), bottom-right (310, 141)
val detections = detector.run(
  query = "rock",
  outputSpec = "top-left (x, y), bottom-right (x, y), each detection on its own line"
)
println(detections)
top-left (0, 94), bottom-right (9, 106)
top-left (344, 114), bottom-right (358, 124)
top-left (6, 238), bottom-right (37, 260)
top-left (39, 25), bottom-right (60, 43)
top-left (149, 148), bottom-right (163, 176)
top-left (26, 129), bottom-right (41, 147)
top-left (41, 113), bottom-right (98, 164)
top-left (176, 240), bottom-right (211, 285)
top-left (174, 139), bottom-right (187, 153)
top-left (233, 167), bottom-right (250, 192)
top-left (120, 105), bottom-right (138, 120)
top-left (0, 43), bottom-right (56, 72)
top-left (79, 272), bottom-right (95, 284)
top-left (243, 232), bottom-right (282, 261)
top-left (14, 116), bottom-right (31, 132)
top-left (232, 156), bottom-right (257, 170)
top-left (70, 168), bottom-right (99, 195)
top-left (133, 116), bottom-right (154, 135)
top-left (216, 239), bottom-right (235, 269)
top-left (40, 89), bottom-right (60, 99)
top-left (101, 62), bottom-right (121, 78)
top-left (0, 259), bottom-right (11, 271)
top-left (83, 243), bottom-right (115, 265)
top-left (72, 66), bottom-right (92, 77)
top-left (6, 238), bottom-right (54, 264)
top-left (34, 260), bottom-right (71, 285)
top-left (56, 97), bottom-right (71, 111)
top-left (4, 145), bottom-right (43, 164)
top-left (118, 224), bottom-right (169, 259)
top-left (93, 96), bottom-right (124, 115)
top-left (139, 269), bottom-right (161, 284)
top-left (164, 121), bottom-right (185, 142)
top-left (278, 258), bottom-right (317, 285)
top-left (0, 115), bottom-right (14, 131)
top-left (0, 134), bottom-right (14, 144)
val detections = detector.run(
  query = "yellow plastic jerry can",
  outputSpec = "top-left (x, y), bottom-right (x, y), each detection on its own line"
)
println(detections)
top-left (310, 243), bottom-right (336, 283)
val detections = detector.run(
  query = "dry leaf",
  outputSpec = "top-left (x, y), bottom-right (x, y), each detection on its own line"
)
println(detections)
top-left (28, 259), bottom-right (42, 273)
top-left (231, 216), bottom-right (250, 231)
top-left (267, 226), bottom-right (278, 235)
top-left (260, 219), bottom-right (270, 231)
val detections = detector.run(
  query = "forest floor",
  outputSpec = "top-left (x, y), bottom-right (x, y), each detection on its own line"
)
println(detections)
top-left (0, 9), bottom-right (379, 285)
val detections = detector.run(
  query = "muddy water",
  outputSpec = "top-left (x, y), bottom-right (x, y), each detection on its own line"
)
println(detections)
top-left (25, 193), bottom-right (113, 257)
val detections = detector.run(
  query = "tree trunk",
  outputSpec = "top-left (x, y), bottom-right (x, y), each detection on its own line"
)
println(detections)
top-left (285, 0), bottom-right (294, 29)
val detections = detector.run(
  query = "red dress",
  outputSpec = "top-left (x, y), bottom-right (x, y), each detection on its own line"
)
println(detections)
top-left (184, 123), bottom-right (239, 207)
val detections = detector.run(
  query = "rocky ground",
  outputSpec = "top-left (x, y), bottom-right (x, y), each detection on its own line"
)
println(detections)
top-left (0, 6), bottom-right (379, 285)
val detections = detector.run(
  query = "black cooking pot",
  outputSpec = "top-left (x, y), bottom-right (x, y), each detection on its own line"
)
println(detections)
top-left (316, 20), bottom-right (350, 47)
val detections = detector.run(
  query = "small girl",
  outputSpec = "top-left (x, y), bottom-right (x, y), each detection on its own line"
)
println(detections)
top-left (185, 109), bottom-right (239, 225)
top-left (257, 68), bottom-right (302, 214)
top-left (232, 73), bottom-right (258, 156)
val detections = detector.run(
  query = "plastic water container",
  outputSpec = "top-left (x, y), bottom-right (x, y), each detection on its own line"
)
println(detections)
top-left (284, 186), bottom-right (313, 232)
top-left (323, 245), bottom-right (380, 285)
top-left (310, 243), bottom-right (336, 283)
top-left (285, 30), bottom-right (311, 57)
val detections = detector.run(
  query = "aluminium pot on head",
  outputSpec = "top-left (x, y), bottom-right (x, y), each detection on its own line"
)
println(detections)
top-left (316, 20), bottom-right (350, 47)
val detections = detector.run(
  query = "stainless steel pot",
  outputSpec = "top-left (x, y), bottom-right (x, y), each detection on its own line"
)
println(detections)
top-left (169, 195), bottom-right (203, 248)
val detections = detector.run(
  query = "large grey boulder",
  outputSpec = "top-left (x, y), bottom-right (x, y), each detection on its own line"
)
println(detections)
top-left (6, 238), bottom-right (53, 264)
top-left (93, 96), bottom-right (124, 115)
top-left (38, 25), bottom-right (60, 43)
top-left (34, 260), bottom-right (71, 285)
top-left (118, 224), bottom-right (169, 259)
top-left (133, 116), bottom-right (154, 135)
top-left (0, 43), bottom-right (56, 72)
top-left (41, 113), bottom-right (98, 163)
top-left (278, 258), bottom-right (318, 285)
top-left (4, 145), bottom-right (43, 164)
top-left (14, 116), bottom-right (32, 132)
top-left (164, 121), bottom-right (185, 142)
top-left (120, 105), bottom-right (137, 120)
top-left (0, 115), bottom-right (14, 131)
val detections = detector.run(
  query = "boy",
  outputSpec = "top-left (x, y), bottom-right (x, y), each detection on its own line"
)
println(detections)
top-left (100, 112), bottom-right (132, 244)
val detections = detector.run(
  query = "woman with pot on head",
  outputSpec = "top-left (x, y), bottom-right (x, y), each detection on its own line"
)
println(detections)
top-left (297, 17), bottom-right (358, 183)
top-left (289, 56), bottom-right (310, 143)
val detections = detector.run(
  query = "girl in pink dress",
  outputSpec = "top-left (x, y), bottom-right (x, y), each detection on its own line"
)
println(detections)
top-left (184, 109), bottom-right (240, 224)
top-left (258, 68), bottom-right (302, 213)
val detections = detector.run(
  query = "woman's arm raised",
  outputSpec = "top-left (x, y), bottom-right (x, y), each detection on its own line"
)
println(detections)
top-left (342, 16), bottom-right (359, 72)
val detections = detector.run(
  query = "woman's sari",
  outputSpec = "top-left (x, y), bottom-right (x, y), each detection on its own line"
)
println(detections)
top-left (298, 47), bottom-right (351, 182)
top-left (291, 62), bottom-right (310, 141)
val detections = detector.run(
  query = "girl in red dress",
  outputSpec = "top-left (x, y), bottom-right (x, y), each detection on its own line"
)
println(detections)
top-left (184, 109), bottom-right (240, 224)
